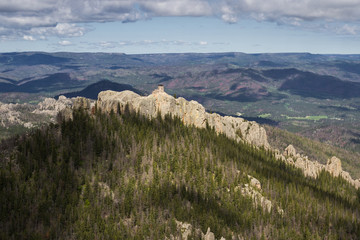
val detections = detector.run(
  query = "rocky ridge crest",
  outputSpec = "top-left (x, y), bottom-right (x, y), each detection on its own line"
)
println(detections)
top-left (97, 86), bottom-right (270, 149)
top-left (96, 86), bottom-right (360, 189)
top-left (2, 86), bottom-right (357, 189)
top-left (276, 145), bottom-right (360, 188)
top-left (0, 96), bottom-right (95, 131)
top-left (172, 220), bottom-right (228, 240)
top-left (0, 102), bottom-right (35, 128)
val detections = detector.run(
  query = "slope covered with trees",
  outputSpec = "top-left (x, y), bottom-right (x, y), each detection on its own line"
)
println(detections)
top-left (1, 106), bottom-right (360, 239)
top-left (264, 124), bottom-right (360, 178)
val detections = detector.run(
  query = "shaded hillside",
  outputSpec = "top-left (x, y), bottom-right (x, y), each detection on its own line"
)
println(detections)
top-left (262, 68), bottom-right (303, 80)
top-left (0, 82), bottom-right (16, 92)
top-left (0, 73), bottom-right (78, 93)
top-left (1, 107), bottom-right (359, 239)
top-left (57, 80), bottom-right (143, 99)
top-left (0, 52), bottom-right (70, 66)
top-left (278, 71), bottom-right (360, 99)
top-left (336, 62), bottom-right (360, 75)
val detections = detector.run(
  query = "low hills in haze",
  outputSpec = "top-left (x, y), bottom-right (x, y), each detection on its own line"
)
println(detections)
top-left (0, 73), bottom-right (77, 93)
top-left (56, 80), bottom-right (144, 99)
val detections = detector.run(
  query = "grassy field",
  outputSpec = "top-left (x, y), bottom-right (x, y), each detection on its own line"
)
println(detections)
top-left (281, 115), bottom-right (328, 121)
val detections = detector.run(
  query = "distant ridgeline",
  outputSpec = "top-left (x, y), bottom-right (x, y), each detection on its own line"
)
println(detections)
top-left (56, 80), bottom-right (144, 100)
top-left (0, 73), bottom-right (76, 93)
top-left (1, 85), bottom-right (360, 239)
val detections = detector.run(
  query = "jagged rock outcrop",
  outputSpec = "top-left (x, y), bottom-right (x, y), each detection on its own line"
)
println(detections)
top-left (325, 157), bottom-right (360, 188)
top-left (170, 221), bottom-right (223, 240)
top-left (0, 98), bottom-right (73, 129)
top-left (97, 86), bottom-right (270, 149)
top-left (33, 95), bottom-right (73, 117)
top-left (73, 97), bottom-right (92, 110)
top-left (0, 96), bottom-right (95, 131)
top-left (96, 86), bottom-right (360, 189)
top-left (278, 144), bottom-right (360, 189)
top-left (204, 228), bottom-right (215, 240)
top-left (175, 221), bottom-right (193, 240)
top-left (235, 175), bottom-right (283, 214)
top-left (283, 144), bottom-right (297, 157)
top-left (325, 156), bottom-right (342, 177)
top-left (282, 144), bottom-right (325, 178)
top-left (238, 183), bottom-right (272, 213)
top-left (248, 175), bottom-right (261, 190)
top-left (35, 96), bottom-right (94, 119)
top-left (0, 102), bottom-right (35, 128)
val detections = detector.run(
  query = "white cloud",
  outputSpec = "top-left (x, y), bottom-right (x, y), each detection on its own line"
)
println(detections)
top-left (53, 23), bottom-right (85, 37)
top-left (22, 23), bottom-right (88, 40)
top-left (58, 40), bottom-right (72, 46)
top-left (222, 0), bottom-right (360, 23)
top-left (23, 35), bottom-right (35, 41)
top-left (220, 5), bottom-right (237, 23)
top-left (2, 0), bottom-right (360, 40)
top-left (140, 0), bottom-right (212, 17)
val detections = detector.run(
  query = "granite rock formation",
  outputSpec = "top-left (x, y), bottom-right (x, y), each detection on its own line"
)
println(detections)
top-left (170, 221), bottom-right (223, 240)
top-left (97, 86), bottom-right (270, 149)
top-left (325, 156), bottom-right (342, 177)
top-left (0, 102), bottom-right (35, 128)
top-left (97, 86), bottom-right (360, 189)
top-left (277, 145), bottom-right (360, 188)
top-left (235, 175), bottom-right (284, 215)
top-left (33, 96), bottom-right (73, 117)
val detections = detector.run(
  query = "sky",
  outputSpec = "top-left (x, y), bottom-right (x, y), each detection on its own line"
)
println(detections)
top-left (1, 0), bottom-right (360, 54)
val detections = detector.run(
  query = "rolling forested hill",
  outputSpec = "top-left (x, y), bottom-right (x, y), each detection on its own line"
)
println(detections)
top-left (1, 106), bottom-right (359, 239)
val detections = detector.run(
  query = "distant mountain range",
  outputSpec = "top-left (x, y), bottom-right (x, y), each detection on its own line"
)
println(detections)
top-left (1, 51), bottom-right (360, 99)
top-left (56, 80), bottom-right (144, 100)
top-left (266, 68), bottom-right (360, 99)
top-left (0, 73), bottom-right (77, 93)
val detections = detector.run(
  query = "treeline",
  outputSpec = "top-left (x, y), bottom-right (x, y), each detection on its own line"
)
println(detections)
top-left (1, 106), bottom-right (360, 239)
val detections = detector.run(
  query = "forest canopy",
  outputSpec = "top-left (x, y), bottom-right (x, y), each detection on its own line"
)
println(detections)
top-left (1, 106), bottom-right (360, 239)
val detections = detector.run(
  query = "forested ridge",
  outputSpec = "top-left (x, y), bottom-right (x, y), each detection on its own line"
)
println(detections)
top-left (1, 106), bottom-right (360, 239)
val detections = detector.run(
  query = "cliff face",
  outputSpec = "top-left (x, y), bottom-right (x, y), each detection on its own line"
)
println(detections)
top-left (97, 87), bottom-right (270, 149)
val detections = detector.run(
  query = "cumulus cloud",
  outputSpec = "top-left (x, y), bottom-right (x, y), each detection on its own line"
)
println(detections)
top-left (28, 23), bottom-right (87, 39)
top-left (23, 35), bottom-right (35, 41)
top-left (140, 0), bottom-right (212, 17)
top-left (1, 0), bottom-right (360, 40)
top-left (53, 23), bottom-right (85, 37)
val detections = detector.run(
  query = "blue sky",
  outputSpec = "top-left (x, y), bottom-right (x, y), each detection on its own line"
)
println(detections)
top-left (1, 0), bottom-right (360, 54)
